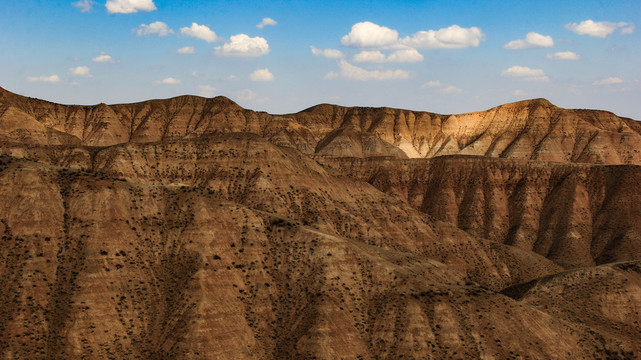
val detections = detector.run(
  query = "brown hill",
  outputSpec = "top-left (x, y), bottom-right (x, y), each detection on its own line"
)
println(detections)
top-left (2, 86), bottom-right (640, 164)
top-left (1, 87), bottom-right (641, 358)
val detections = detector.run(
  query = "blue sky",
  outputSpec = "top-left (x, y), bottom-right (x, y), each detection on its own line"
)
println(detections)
top-left (1, 0), bottom-right (639, 118)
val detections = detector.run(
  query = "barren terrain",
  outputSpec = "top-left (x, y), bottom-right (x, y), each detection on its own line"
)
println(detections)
top-left (1, 86), bottom-right (640, 359)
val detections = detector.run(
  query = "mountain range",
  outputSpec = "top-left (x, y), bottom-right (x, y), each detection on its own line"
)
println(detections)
top-left (1, 86), bottom-right (640, 359)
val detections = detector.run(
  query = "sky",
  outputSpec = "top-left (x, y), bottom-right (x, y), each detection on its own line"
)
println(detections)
top-left (1, 0), bottom-right (640, 119)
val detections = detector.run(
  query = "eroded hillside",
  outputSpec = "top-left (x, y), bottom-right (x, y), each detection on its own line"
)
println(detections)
top-left (1, 87), bottom-right (640, 359)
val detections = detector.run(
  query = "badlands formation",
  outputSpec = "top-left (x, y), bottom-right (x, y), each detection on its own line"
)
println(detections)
top-left (0, 86), bottom-right (640, 359)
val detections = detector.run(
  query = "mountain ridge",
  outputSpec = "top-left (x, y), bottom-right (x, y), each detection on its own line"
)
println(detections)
top-left (2, 86), bottom-right (640, 164)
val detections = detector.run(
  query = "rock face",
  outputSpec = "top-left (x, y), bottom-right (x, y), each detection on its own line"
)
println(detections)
top-left (1, 86), bottom-right (641, 359)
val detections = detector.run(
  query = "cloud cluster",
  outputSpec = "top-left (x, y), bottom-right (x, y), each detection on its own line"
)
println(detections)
top-left (256, 18), bottom-right (277, 29)
top-left (400, 25), bottom-right (485, 49)
top-left (105, 0), bottom-right (156, 14)
top-left (593, 77), bottom-right (622, 85)
top-left (338, 60), bottom-right (409, 80)
top-left (565, 20), bottom-right (635, 38)
top-left (70, 66), bottom-right (92, 78)
top-left (215, 34), bottom-right (270, 57)
top-left (72, 0), bottom-right (96, 12)
top-left (249, 68), bottom-right (274, 82)
top-left (180, 23), bottom-right (221, 43)
top-left (501, 65), bottom-right (549, 81)
top-left (135, 21), bottom-right (173, 37)
top-left (503, 32), bottom-right (554, 49)
top-left (353, 49), bottom-right (423, 63)
top-left (547, 51), bottom-right (580, 60)
top-left (26, 75), bottom-right (61, 83)
top-left (310, 46), bottom-right (344, 59)
top-left (341, 21), bottom-right (484, 50)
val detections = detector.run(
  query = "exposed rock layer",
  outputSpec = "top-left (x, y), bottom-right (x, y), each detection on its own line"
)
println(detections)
top-left (1, 87), bottom-right (640, 358)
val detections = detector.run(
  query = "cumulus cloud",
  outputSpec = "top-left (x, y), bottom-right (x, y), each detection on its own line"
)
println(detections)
top-left (593, 77), bottom-right (623, 85)
top-left (400, 25), bottom-right (485, 49)
top-left (338, 60), bottom-right (409, 80)
top-left (180, 23), bottom-right (221, 43)
top-left (105, 0), bottom-right (156, 14)
top-left (215, 34), bottom-right (270, 57)
top-left (341, 21), bottom-right (399, 48)
top-left (70, 66), bottom-right (92, 78)
top-left (249, 68), bottom-right (274, 82)
top-left (256, 17), bottom-right (277, 29)
top-left (503, 32), bottom-right (554, 49)
top-left (135, 21), bottom-right (173, 37)
top-left (26, 75), bottom-right (61, 83)
top-left (72, 0), bottom-right (96, 12)
top-left (353, 50), bottom-right (387, 63)
top-left (439, 85), bottom-right (463, 94)
top-left (176, 46), bottom-right (195, 54)
top-left (310, 46), bottom-right (344, 59)
top-left (199, 85), bottom-right (216, 97)
top-left (155, 77), bottom-right (180, 85)
top-left (353, 49), bottom-right (423, 63)
top-left (547, 51), bottom-right (580, 60)
top-left (565, 20), bottom-right (635, 38)
top-left (92, 52), bottom-right (119, 63)
top-left (501, 65), bottom-right (549, 81)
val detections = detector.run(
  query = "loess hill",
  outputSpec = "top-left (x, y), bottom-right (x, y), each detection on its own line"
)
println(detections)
top-left (1, 86), bottom-right (640, 359)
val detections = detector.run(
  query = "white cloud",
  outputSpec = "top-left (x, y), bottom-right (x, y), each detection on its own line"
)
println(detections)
top-left (180, 23), bottom-right (221, 43)
top-left (249, 68), bottom-right (274, 82)
top-left (338, 60), bottom-right (409, 80)
top-left (256, 17), bottom-right (277, 29)
top-left (387, 48), bottom-right (423, 62)
top-left (547, 51), bottom-right (580, 60)
top-left (501, 65), bottom-right (549, 81)
top-left (565, 20), bottom-right (634, 38)
top-left (215, 34), bottom-right (270, 57)
top-left (105, 0), bottom-right (156, 14)
top-left (421, 80), bottom-right (441, 88)
top-left (324, 71), bottom-right (339, 80)
top-left (92, 52), bottom-right (119, 63)
top-left (72, 0), bottom-right (96, 12)
top-left (353, 50), bottom-right (387, 63)
top-left (199, 85), bottom-right (216, 97)
top-left (503, 32), bottom-right (554, 49)
top-left (155, 77), bottom-right (180, 85)
top-left (176, 46), bottom-right (195, 54)
top-left (26, 75), bottom-right (61, 83)
top-left (310, 46), bottom-right (344, 59)
top-left (353, 49), bottom-right (423, 63)
top-left (341, 21), bottom-right (399, 48)
top-left (400, 25), bottom-right (485, 49)
top-left (439, 85), bottom-right (462, 94)
top-left (70, 66), bottom-right (92, 78)
top-left (593, 77), bottom-right (623, 85)
top-left (514, 89), bottom-right (526, 96)
top-left (236, 89), bottom-right (256, 101)
top-left (135, 21), bottom-right (173, 37)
